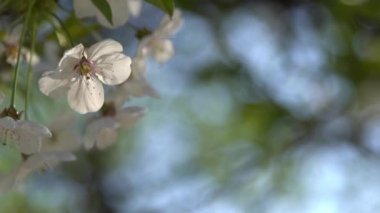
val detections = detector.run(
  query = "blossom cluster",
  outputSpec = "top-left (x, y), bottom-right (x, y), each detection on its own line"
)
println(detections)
top-left (0, 0), bottom-right (182, 191)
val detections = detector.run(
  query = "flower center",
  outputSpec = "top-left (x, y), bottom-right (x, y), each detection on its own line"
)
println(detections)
top-left (5, 43), bottom-right (19, 59)
top-left (75, 56), bottom-right (94, 77)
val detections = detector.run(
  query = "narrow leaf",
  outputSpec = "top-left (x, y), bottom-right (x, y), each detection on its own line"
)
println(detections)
top-left (91, 0), bottom-right (113, 25)
top-left (145, 0), bottom-right (174, 17)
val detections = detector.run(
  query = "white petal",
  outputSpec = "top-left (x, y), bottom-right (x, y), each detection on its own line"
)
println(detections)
top-left (58, 44), bottom-right (84, 71)
top-left (116, 106), bottom-right (146, 127)
top-left (137, 38), bottom-right (153, 58)
top-left (96, 127), bottom-right (118, 150)
top-left (23, 48), bottom-right (40, 65)
top-left (96, 0), bottom-right (129, 28)
top-left (14, 120), bottom-right (52, 154)
top-left (0, 117), bottom-right (17, 130)
top-left (120, 56), bottom-right (158, 99)
top-left (16, 152), bottom-right (76, 183)
top-left (84, 117), bottom-right (118, 150)
top-left (17, 120), bottom-right (52, 138)
top-left (73, 0), bottom-right (97, 18)
top-left (42, 131), bottom-right (82, 152)
top-left (68, 76), bottom-right (104, 114)
top-left (131, 55), bottom-right (147, 75)
top-left (121, 71), bottom-right (159, 98)
top-left (6, 55), bottom-right (17, 66)
top-left (151, 39), bottom-right (174, 63)
top-left (43, 112), bottom-right (82, 152)
top-left (86, 39), bottom-right (123, 61)
top-left (95, 53), bottom-right (131, 85)
top-left (38, 71), bottom-right (73, 98)
top-left (0, 117), bottom-right (17, 145)
top-left (157, 9), bottom-right (183, 37)
top-left (127, 0), bottom-right (142, 17)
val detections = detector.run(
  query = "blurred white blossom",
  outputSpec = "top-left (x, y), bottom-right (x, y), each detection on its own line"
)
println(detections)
top-left (14, 151), bottom-right (76, 190)
top-left (0, 116), bottom-right (52, 154)
top-left (137, 9), bottom-right (182, 64)
top-left (112, 57), bottom-right (159, 106)
top-left (0, 28), bottom-right (40, 66)
top-left (84, 105), bottom-right (145, 150)
top-left (39, 39), bottom-right (132, 114)
top-left (73, 0), bottom-right (142, 28)
top-left (0, 110), bottom-right (77, 191)
top-left (41, 113), bottom-right (82, 152)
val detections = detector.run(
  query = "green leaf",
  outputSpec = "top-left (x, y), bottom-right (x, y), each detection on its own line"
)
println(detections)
top-left (91, 0), bottom-right (113, 25)
top-left (145, 0), bottom-right (175, 17)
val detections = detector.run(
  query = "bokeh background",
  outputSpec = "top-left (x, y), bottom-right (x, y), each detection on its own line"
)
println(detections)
top-left (3, 0), bottom-right (380, 212)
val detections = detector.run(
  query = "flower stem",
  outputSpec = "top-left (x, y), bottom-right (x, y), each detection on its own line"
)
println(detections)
top-left (46, 11), bottom-right (73, 47)
top-left (25, 19), bottom-right (36, 120)
top-left (10, 0), bottom-right (36, 108)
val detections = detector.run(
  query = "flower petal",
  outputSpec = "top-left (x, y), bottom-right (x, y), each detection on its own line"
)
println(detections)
top-left (122, 75), bottom-right (159, 99)
top-left (84, 117), bottom-right (118, 150)
top-left (117, 60), bottom-right (159, 101)
top-left (14, 120), bottom-right (52, 154)
top-left (151, 39), bottom-right (174, 63)
top-left (73, 0), bottom-right (97, 18)
top-left (95, 53), bottom-right (131, 85)
top-left (157, 9), bottom-right (183, 37)
top-left (38, 71), bottom-right (73, 98)
top-left (17, 120), bottom-right (52, 138)
top-left (127, 0), bottom-right (142, 17)
top-left (116, 106), bottom-right (146, 127)
top-left (86, 39), bottom-right (123, 61)
top-left (131, 55), bottom-right (147, 75)
top-left (58, 44), bottom-right (84, 71)
top-left (0, 117), bottom-right (17, 145)
top-left (0, 117), bottom-right (17, 130)
top-left (68, 76), bottom-right (104, 114)
top-left (42, 131), bottom-right (82, 152)
top-left (16, 152), bottom-right (76, 184)
top-left (96, 127), bottom-right (118, 150)
top-left (23, 48), bottom-right (40, 65)
top-left (6, 55), bottom-right (17, 66)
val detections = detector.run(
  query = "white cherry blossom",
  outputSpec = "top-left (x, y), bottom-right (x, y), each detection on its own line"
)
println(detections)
top-left (137, 9), bottom-right (183, 64)
top-left (73, 0), bottom-right (142, 28)
top-left (41, 113), bottom-right (82, 152)
top-left (0, 116), bottom-right (52, 154)
top-left (0, 112), bottom-right (77, 191)
top-left (12, 151), bottom-right (76, 191)
top-left (111, 56), bottom-right (159, 106)
top-left (38, 39), bottom-right (132, 114)
top-left (0, 29), bottom-right (40, 66)
top-left (84, 105), bottom-right (145, 150)
top-left (0, 151), bottom-right (76, 193)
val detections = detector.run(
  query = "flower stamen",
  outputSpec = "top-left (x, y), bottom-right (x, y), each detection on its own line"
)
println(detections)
top-left (75, 56), bottom-right (94, 79)
top-left (5, 43), bottom-right (19, 60)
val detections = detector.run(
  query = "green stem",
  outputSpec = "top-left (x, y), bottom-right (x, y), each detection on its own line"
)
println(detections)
top-left (10, 0), bottom-right (36, 108)
top-left (45, 11), bottom-right (73, 47)
top-left (25, 19), bottom-right (36, 120)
